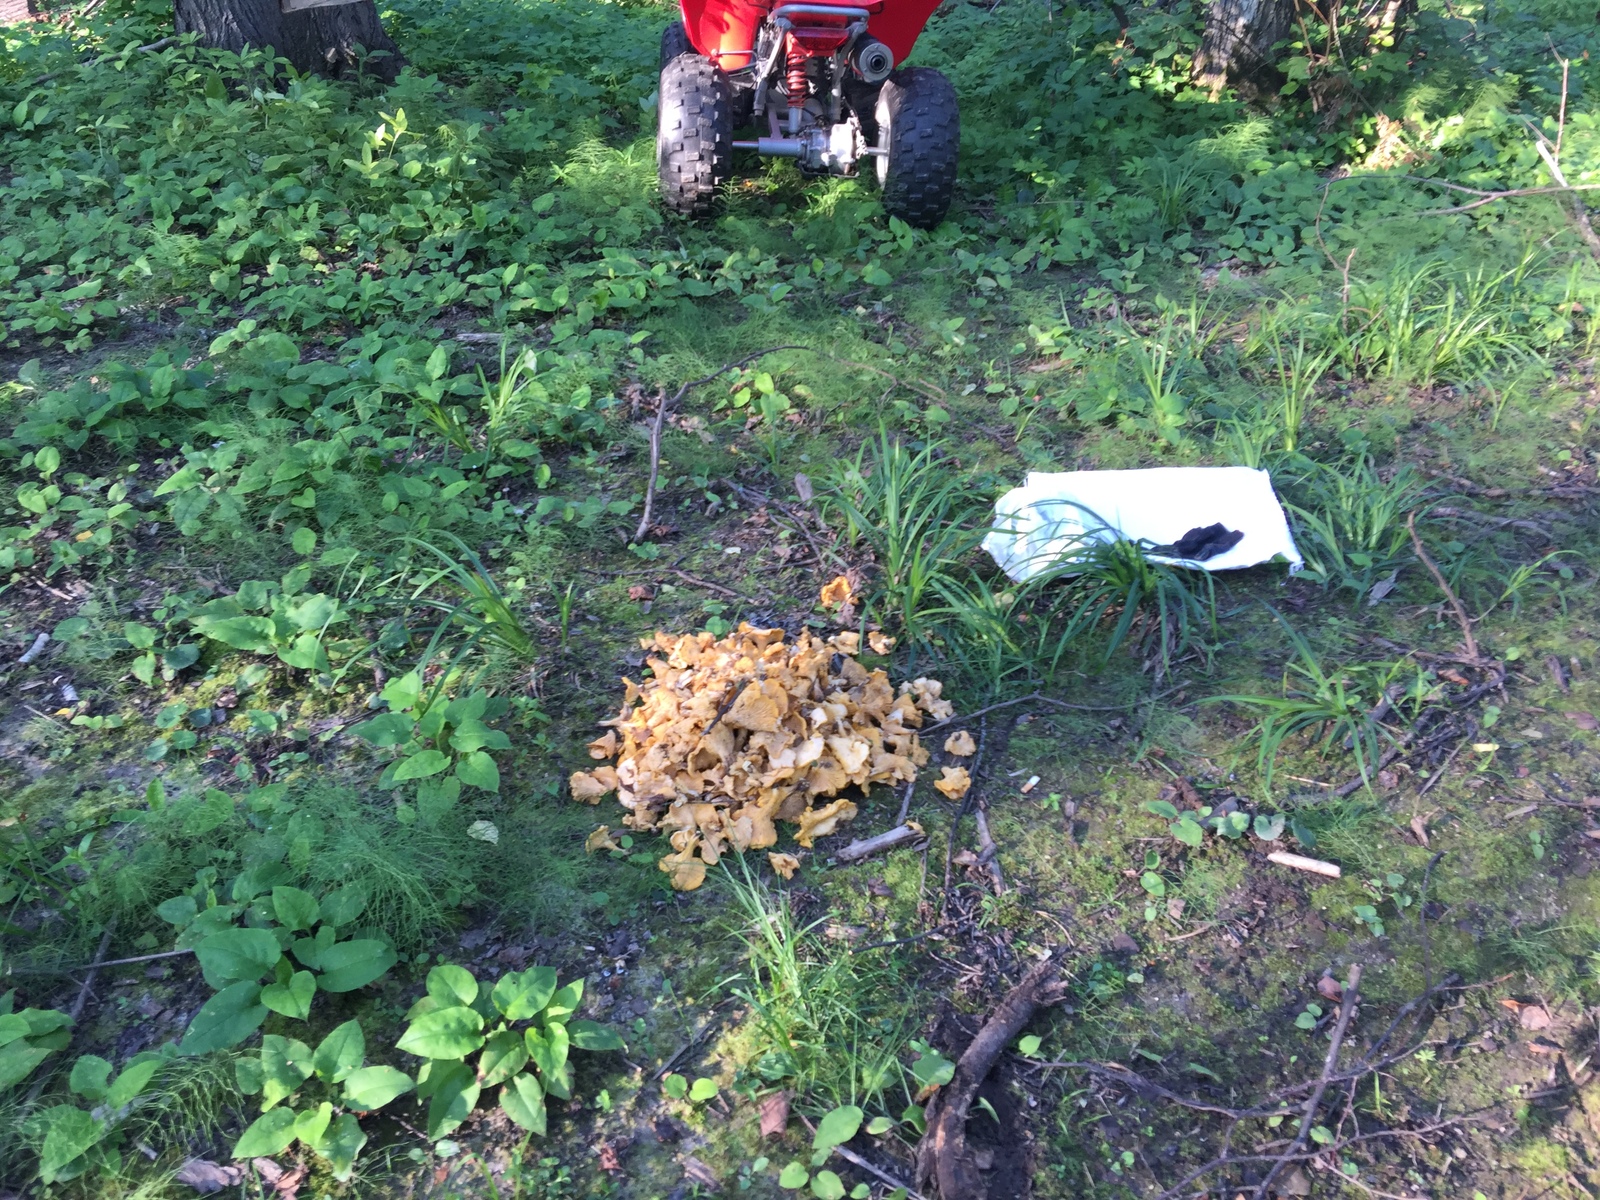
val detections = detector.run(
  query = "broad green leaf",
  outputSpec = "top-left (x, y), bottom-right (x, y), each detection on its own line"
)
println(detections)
top-left (1253, 813), bottom-right (1286, 841)
top-left (349, 712), bottom-right (414, 747)
top-left (394, 750), bottom-right (450, 781)
top-left (156, 895), bottom-right (197, 926)
top-left (233, 1107), bottom-right (297, 1158)
top-left (39, 1106), bottom-right (105, 1183)
top-left (1144, 800), bottom-right (1180, 820)
top-left (105, 1057), bottom-right (161, 1110)
top-left (543, 979), bottom-right (583, 1022)
top-left (342, 1065), bottom-right (414, 1111)
top-left (309, 1112), bottom-right (366, 1182)
top-left (196, 616), bottom-right (277, 653)
top-left (293, 1101), bottom-right (333, 1148)
top-left (278, 632), bottom-right (328, 671)
top-left (812, 1105), bottom-right (862, 1152)
top-left (455, 750), bottom-right (500, 792)
top-left (398, 1006), bottom-right (485, 1059)
top-left (271, 886), bottom-right (320, 933)
top-left (318, 884), bottom-right (367, 927)
top-left (910, 1047), bottom-right (954, 1089)
top-left (262, 971), bottom-right (316, 1020)
top-left (194, 928), bottom-right (282, 989)
top-left (491, 967), bottom-right (557, 1021)
top-left (284, 592), bottom-right (337, 633)
top-left (68, 1055), bottom-right (112, 1101)
top-left (479, 1030), bottom-right (528, 1087)
top-left (1171, 816), bottom-right (1205, 848)
top-left (425, 1060), bottom-right (481, 1139)
top-left (0, 1013), bottom-right (31, 1047)
top-left (180, 981), bottom-right (267, 1055)
top-left (312, 1021), bottom-right (366, 1084)
top-left (779, 1161), bottom-right (810, 1189)
top-left (260, 1035), bottom-right (315, 1109)
top-left (865, 1116), bottom-right (895, 1135)
top-left (689, 1077), bottom-right (718, 1102)
top-left (1017, 1035), bottom-right (1043, 1059)
top-left (20, 1009), bottom-right (73, 1036)
top-left (379, 671), bottom-right (422, 711)
top-left (567, 1020), bottom-right (625, 1052)
top-left (426, 964), bottom-right (478, 1007)
top-left (291, 924), bottom-right (337, 971)
top-left (315, 939), bottom-right (396, 993)
top-left (811, 1170), bottom-right (846, 1200)
top-left (498, 1071), bottom-right (546, 1135)
top-left (525, 1023), bottom-right (569, 1097)
top-left (236, 1057), bottom-right (264, 1095)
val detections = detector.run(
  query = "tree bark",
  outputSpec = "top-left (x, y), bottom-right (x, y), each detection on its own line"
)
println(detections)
top-left (174, 0), bottom-right (403, 82)
top-left (0, 0), bottom-right (39, 25)
top-left (1193, 0), bottom-right (1295, 94)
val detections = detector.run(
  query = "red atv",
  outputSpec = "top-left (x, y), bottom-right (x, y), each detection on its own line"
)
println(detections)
top-left (657, 0), bottom-right (958, 227)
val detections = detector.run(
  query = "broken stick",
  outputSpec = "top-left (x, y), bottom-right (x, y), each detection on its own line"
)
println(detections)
top-left (1266, 850), bottom-right (1342, 878)
top-left (834, 821), bottom-right (925, 864)
top-left (915, 947), bottom-right (1069, 1200)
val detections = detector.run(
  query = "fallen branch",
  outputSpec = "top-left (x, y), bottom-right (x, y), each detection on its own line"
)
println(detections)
top-left (1406, 511), bottom-right (1479, 661)
top-left (835, 821), bottom-right (926, 864)
top-left (27, 924), bottom-right (115, 1103)
top-left (915, 947), bottom-right (1069, 1199)
top-left (17, 633), bottom-right (49, 665)
top-left (972, 806), bottom-right (1005, 890)
top-left (920, 687), bottom-right (1182, 736)
top-left (1252, 964), bottom-right (1363, 1200)
top-left (633, 347), bottom-right (805, 544)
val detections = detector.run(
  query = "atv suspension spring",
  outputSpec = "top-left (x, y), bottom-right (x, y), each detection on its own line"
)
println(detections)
top-left (785, 36), bottom-right (808, 107)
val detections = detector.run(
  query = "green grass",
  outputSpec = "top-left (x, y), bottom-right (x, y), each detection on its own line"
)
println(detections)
top-left (2, 0), bottom-right (1600, 1195)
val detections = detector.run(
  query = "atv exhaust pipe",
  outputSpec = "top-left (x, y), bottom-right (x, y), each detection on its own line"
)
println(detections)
top-left (849, 36), bottom-right (894, 84)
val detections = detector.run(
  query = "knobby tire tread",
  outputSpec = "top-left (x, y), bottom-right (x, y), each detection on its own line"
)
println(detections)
top-left (657, 54), bottom-right (733, 219)
top-left (876, 67), bottom-right (960, 229)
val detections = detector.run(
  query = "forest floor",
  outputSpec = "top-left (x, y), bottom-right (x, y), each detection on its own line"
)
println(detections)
top-left (5, 0), bottom-right (1600, 1198)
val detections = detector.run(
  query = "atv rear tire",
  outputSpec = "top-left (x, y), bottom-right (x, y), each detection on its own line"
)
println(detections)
top-left (873, 67), bottom-right (959, 229)
top-left (657, 54), bottom-right (733, 219)
top-left (660, 21), bottom-right (691, 70)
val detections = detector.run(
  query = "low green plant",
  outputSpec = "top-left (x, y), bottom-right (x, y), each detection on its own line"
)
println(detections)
top-left (1287, 458), bottom-right (1422, 598)
top-left (401, 533), bottom-right (537, 661)
top-left (157, 868), bottom-right (396, 1055)
top-left (30, 1050), bottom-right (166, 1184)
top-left (1070, 538), bottom-right (1216, 673)
top-left (232, 1021), bottom-right (411, 1182)
top-left (719, 858), bottom-right (909, 1113)
top-left (188, 577), bottom-right (350, 674)
top-left (351, 672), bottom-right (511, 822)
top-left (820, 430), bottom-right (983, 645)
top-left (0, 992), bottom-right (73, 1090)
top-left (1208, 612), bottom-right (1407, 794)
top-left (394, 963), bottom-right (624, 1140)
top-left (773, 1103), bottom-right (875, 1198)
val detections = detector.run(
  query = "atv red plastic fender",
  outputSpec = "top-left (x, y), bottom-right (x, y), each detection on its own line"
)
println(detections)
top-left (679, 0), bottom-right (942, 70)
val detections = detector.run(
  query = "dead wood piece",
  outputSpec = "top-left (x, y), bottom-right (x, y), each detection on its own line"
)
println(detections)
top-left (1266, 851), bottom-right (1342, 878)
top-left (972, 807), bottom-right (1005, 890)
top-left (17, 632), bottom-right (49, 664)
top-left (835, 822), bottom-right (926, 864)
top-left (915, 948), bottom-right (1069, 1199)
top-left (1406, 511), bottom-right (1479, 661)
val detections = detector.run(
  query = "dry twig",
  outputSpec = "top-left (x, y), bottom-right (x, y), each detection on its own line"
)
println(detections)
top-left (633, 347), bottom-right (805, 544)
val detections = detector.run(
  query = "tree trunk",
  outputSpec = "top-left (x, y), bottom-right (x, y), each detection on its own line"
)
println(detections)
top-left (0, 0), bottom-right (39, 25)
top-left (1193, 0), bottom-right (1295, 94)
top-left (174, 0), bottom-right (404, 82)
